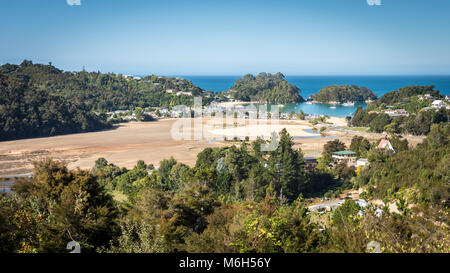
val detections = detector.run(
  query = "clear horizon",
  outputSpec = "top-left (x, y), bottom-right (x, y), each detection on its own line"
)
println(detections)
top-left (1, 0), bottom-right (450, 75)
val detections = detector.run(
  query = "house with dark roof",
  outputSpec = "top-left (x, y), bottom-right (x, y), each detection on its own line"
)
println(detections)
top-left (304, 157), bottom-right (318, 169)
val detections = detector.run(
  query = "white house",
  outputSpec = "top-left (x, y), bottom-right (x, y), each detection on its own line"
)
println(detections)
top-left (356, 199), bottom-right (369, 208)
top-left (378, 139), bottom-right (395, 153)
top-left (375, 208), bottom-right (384, 217)
top-left (383, 109), bottom-right (396, 116)
top-left (177, 91), bottom-right (192, 96)
top-left (356, 158), bottom-right (369, 168)
top-left (432, 100), bottom-right (446, 108)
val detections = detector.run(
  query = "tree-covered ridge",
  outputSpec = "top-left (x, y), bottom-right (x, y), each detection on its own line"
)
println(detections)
top-left (227, 72), bottom-right (304, 103)
top-left (0, 74), bottom-right (111, 141)
top-left (374, 85), bottom-right (444, 106)
top-left (310, 85), bottom-right (377, 103)
top-left (0, 60), bottom-right (210, 111)
top-left (350, 85), bottom-right (449, 135)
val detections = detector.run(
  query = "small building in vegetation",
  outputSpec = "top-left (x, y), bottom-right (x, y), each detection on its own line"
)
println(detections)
top-left (378, 139), bottom-right (395, 153)
top-left (356, 158), bottom-right (369, 168)
top-left (383, 109), bottom-right (409, 117)
top-left (304, 157), bottom-right (318, 169)
top-left (332, 151), bottom-right (357, 165)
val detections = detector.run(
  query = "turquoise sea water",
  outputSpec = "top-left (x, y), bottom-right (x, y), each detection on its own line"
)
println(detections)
top-left (278, 102), bottom-right (367, 118)
top-left (234, 102), bottom-right (367, 118)
top-left (176, 75), bottom-right (450, 117)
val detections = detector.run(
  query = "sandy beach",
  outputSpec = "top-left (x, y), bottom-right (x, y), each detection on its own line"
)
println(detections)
top-left (1, 115), bottom-right (419, 176)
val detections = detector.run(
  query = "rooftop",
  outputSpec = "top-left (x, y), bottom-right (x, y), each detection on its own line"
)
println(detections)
top-left (333, 150), bottom-right (356, 156)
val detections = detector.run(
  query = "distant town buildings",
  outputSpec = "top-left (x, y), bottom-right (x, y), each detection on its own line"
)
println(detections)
top-left (419, 94), bottom-right (434, 100)
top-left (177, 91), bottom-right (192, 96)
top-left (122, 75), bottom-right (142, 80)
top-left (305, 114), bottom-right (325, 121)
top-left (382, 108), bottom-right (409, 117)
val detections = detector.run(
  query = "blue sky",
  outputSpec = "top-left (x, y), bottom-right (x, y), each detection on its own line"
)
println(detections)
top-left (1, 0), bottom-right (450, 75)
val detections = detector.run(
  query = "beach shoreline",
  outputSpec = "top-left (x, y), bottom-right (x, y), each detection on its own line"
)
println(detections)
top-left (1, 115), bottom-right (424, 177)
top-left (0, 116), bottom-right (350, 175)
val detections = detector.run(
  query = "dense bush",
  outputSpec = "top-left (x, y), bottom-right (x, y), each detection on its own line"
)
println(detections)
top-left (1, 115), bottom-right (448, 253)
top-left (0, 73), bottom-right (111, 140)
top-left (229, 72), bottom-right (304, 103)
top-left (311, 85), bottom-right (377, 103)
top-left (0, 60), bottom-right (210, 112)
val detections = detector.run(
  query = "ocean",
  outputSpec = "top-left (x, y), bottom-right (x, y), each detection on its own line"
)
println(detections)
top-left (177, 75), bottom-right (450, 117)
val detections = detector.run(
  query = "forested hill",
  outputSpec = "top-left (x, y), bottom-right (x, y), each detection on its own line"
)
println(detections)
top-left (0, 73), bottom-right (110, 141)
top-left (227, 72), bottom-right (305, 103)
top-left (0, 60), bottom-right (210, 111)
top-left (310, 85), bottom-right (377, 103)
top-left (350, 85), bottom-right (448, 135)
top-left (369, 85), bottom-right (444, 107)
top-left (0, 60), bottom-right (211, 141)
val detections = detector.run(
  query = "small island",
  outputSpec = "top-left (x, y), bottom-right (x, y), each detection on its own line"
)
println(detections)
top-left (310, 85), bottom-right (377, 104)
top-left (223, 72), bottom-right (305, 103)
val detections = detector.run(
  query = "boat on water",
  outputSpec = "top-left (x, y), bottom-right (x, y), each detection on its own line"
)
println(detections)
top-left (306, 102), bottom-right (313, 105)
top-left (342, 101), bottom-right (355, 107)
top-left (330, 106), bottom-right (337, 109)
